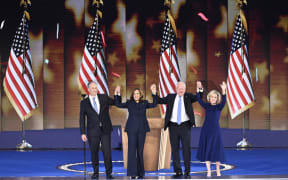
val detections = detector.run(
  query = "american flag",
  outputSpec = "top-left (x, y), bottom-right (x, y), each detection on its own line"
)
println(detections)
top-left (3, 15), bottom-right (38, 121)
top-left (78, 11), bottom-right (108, 95)
top-left (227, 14), bottom-right (255, 119)
top-left (159, 14), bottom-right (181, 114)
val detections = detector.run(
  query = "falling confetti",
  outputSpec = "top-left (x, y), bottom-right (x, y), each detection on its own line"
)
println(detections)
top-left (112, 72), bottom-right (120, 78)
top-left (256, 67), bottom-right (258, 82)
top-left (101, 31), bottom-right (106, 47)
top-left (189, 64), bottom-right (198, 74)
top-left (0, 20), bottom-right (5, 29)
top-left (197, 12), bottom-right (208, 22)
top-left (56, 23), bottom-right (59, 39)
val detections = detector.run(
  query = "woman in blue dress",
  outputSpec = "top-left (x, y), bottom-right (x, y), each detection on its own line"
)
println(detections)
top-left (196, 81), bottom-right (226, 177)
top-left (114, 84), bottom-right (157, 179)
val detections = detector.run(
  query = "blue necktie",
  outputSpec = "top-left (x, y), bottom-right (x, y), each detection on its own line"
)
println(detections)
top-left (177, 97), bottom-right (182, 125)
top-left (92, 97), bottom-right (99, 114)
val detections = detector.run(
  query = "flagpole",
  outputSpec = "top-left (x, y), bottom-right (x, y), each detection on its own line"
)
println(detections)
top-left (167, 1), bottom-right (172, 74)
top-left (93, 0), bottom-right (100, 76)
top-left (16, 120), bottom-right (32, 150)
top-left (166, 0), bottom-right (174, 76)
top-left (236, 112), bottom-right (251, 149)
top-left (16, 0), bottom-right (32, 151)
top-left (236, 1), bottom-right (251, 149)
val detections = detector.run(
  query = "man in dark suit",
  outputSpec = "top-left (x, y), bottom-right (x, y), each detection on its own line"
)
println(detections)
top-left (157, 81), bottom-right (203, 178)
top-left (80, 81), bottom-right (114, 179)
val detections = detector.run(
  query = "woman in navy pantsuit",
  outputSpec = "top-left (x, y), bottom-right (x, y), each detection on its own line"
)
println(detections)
top-left (114, 84), bottom-right (157, 179)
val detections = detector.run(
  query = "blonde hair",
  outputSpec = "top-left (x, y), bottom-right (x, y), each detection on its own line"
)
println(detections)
top-left (207, 90), bottom-right (221, 104)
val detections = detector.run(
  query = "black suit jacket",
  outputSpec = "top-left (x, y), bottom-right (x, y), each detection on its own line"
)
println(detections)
top-left (79, 94), bottom-right (114, 136)
top-left (157, 93), bottom-right (202, 130)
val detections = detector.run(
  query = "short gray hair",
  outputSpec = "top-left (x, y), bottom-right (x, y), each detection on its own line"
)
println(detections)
top-left (177, 81), bottom-right (186, 88)
top-left (87, 81), bottom-right (97, 88)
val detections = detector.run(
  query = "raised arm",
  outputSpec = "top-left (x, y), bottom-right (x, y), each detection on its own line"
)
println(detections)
top-left (146, 84), bottom-right (158, 108)
top-left (114, 85), bottom-right (128, 108)
top-left (107, 96), bottom-right (115, 105)
top-left (187, 80), bottom-right (204, 103)
top-left (196, 92), bottom-right (207, 108)
top-left (219, 81), bottom-right (227, 110)
top-left (157, 94), bottom-right (171, 104)
top-left (156, 84), bottom-right (171, 104)
top-left (196, 81), bottom-right (206, 108)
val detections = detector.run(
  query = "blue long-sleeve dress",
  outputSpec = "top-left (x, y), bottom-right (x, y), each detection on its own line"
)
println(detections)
top-left (196, 92), bottom-right (226, 162)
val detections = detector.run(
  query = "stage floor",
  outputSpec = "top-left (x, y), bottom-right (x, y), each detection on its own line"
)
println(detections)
top-left (0, 148), bottom-right (288, 179)
top-left (1, 175), bottom-right (288, 180)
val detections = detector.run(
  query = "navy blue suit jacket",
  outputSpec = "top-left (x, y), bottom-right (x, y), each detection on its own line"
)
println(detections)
top-left (114, 95), bottom-right (157, 133)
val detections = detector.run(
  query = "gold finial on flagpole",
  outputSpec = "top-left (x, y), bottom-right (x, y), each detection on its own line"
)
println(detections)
top-left (20, 0), bottom-right (31, 21)
top-left (92, 0), bottom-right (103, 19)
top-left (237, 0), bottom-right (247, 9)
top-left (237, 0), bottom-right (248, 34)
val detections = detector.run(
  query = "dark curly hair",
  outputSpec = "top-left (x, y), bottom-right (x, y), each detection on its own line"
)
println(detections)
top-left (130, 88), bottom-right (144, 102)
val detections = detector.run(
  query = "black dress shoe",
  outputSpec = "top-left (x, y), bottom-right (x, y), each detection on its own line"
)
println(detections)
top-left (138, 175), bottom-right (144, 179)
top-left (106, 174), bottom-right (114, 179)
top-left (131, 176), bottom-right (136, 179)
top-left (91, 173), bottom-right (99, 179)
top-left (172, 172), bottom-right (183, 178)
top-left (184, 173), bottom-right (191, 178)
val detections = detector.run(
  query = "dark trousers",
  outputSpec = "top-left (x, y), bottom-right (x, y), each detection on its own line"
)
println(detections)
top-left (169, 122), bottom-right (191, 174)
top-left (88, 130), bottom-right (112, 175)
top-left (127, 132), bottom-right (146, 176)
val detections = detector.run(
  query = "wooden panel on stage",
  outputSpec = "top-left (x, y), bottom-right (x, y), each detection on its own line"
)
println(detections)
top-left (121, 118), bottom-right (171, 171)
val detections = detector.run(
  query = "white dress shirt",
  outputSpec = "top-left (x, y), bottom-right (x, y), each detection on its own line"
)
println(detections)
top-left (170, 95), bottom-right (189, 124)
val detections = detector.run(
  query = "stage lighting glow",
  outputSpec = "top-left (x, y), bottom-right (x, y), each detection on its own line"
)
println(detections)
top-left (44, 59), bottom-right (49, 64)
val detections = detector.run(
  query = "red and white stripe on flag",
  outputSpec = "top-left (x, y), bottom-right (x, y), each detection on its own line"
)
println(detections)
top-left (227, 14), bottom-right (255, 119)
top-left (159, 15), bottom-right (181, 115)
top-left (78, 13), bottom-right (109, 95)
top-left (3, 16), bottom-right (38, 121)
